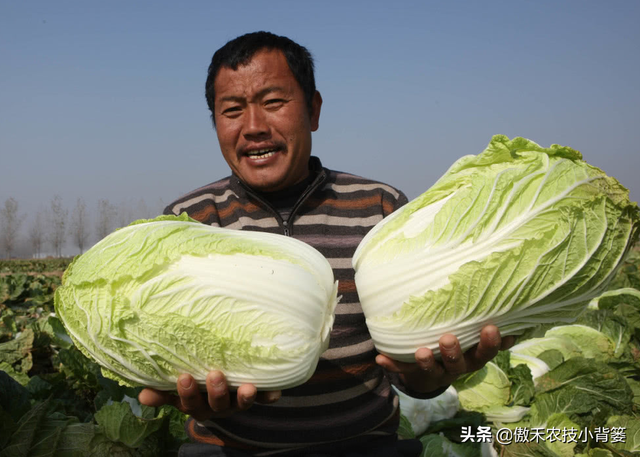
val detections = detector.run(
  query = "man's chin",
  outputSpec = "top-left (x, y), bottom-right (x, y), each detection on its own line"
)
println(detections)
top-left (239, 164), bottom-right (307, 192)
top-left (243, 176), bottom-right (287, 193)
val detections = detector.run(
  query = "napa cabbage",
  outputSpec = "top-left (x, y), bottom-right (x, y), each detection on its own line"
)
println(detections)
top-left (453, 362), bottom-right (530, 423)
top-left (420, 433), bottom-right (499, 457)
top-left (54, 214), bottom-right (339, 391)
top-left (353, 135), bottom-right (639, 362)
top-left (544, 325), bottom-right (614, 361)
top-left (508, 336), bottom-right (583, 363)
top-left (508, 352), bottom-right (550, 382)
top-left (393, 385), bottom-right (459, 435)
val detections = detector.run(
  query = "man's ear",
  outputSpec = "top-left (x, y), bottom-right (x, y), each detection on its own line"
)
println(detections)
top-left (310, 91), bottom-right (322, 132)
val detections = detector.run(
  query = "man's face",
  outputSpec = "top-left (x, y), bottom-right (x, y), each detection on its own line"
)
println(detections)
top-left (213, 49), bottom-right (321, 192)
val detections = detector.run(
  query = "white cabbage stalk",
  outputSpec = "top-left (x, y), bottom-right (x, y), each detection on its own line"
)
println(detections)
top-left (544, 325), bottom-right (614, 360)
top-left (508, 352), bottom-right (550, 382)
top-left (353, 135), bottom-right (639, 361)
top-left (588, 287), bottom-right (640, 310)
top-left (454, 362), bottom-right (530, 423)
top-left (483, 405), bottom-right (530, 423)
top-left (55, 214), bottom-right (339, 391)
top-left (393, 385), bottom-right (459, 435)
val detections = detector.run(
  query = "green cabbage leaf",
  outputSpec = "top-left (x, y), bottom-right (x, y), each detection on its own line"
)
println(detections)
top-left (55, 214), bottom-right (339, 391)
top-left (353, 135), bottom-right (639, 361)
top-left (393, 385), bottom-right (459, 436)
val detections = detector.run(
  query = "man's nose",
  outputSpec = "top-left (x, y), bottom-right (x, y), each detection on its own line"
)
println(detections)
top-left (243, 105), bottom-right (269, 138)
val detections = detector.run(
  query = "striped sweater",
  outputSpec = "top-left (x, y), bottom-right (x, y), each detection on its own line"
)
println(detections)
top-left (164, 157), bottom-right (410, 455)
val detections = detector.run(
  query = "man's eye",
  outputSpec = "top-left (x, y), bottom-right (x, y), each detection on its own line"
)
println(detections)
top-left (222, 106), bottom-right (242, 115)
top-left (265, 99), bottom-right (285, 107)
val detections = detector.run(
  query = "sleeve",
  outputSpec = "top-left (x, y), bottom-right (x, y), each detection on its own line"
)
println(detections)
top-left (161, 195), bottom-right (221, 226)
top-left (163, 203), bottom-right (179, 216)
top-left (382, 188), bottom-right (409, 217)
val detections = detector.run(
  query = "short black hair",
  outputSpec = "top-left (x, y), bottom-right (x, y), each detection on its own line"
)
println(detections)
top-left (205, 31), bottom-right (316, 125)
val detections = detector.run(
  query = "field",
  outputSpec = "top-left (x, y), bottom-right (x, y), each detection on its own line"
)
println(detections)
top-left (1, 248), bottom-right (640, 456)
top-left (0, 258), bottom-right (187, 456)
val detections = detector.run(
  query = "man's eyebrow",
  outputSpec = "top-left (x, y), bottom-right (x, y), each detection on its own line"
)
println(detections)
top-left (219, 95), bottom-right (244, 103)
top-left (218, 86), bottom-right (286, 104)
top-left (255, 86), bottom-right (286, 98)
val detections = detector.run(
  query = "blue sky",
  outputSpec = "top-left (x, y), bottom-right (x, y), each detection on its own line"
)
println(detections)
top-left (1, 1), bottom-right (639, 253)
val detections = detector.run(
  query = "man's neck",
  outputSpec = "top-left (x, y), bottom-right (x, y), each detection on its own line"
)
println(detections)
top-left (255, 171), bottom-right (316, 221)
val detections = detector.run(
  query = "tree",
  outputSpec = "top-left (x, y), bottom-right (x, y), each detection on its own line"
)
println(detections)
top-left (135, 198), bottom-right (152, 220)
top-left (118, 198), bottom-right (153, 227)
top-left (96, 199), bottom-right (117, 241)
top-left (29, 210), bottom-right (45, 258)
top-left (0, 197), bottom-right (23, 258)
top-left (70, 197), bottom-right (89, 254)
top-left (49, 195), bottom-right (68, 257)
top-left (152, 197), bottom-right (166, 218)
top-left (117, 199), bottom-right (134, 229)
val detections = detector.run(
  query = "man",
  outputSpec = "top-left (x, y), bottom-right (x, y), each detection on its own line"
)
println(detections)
top-left (139, 31), bottom-right (512, 456)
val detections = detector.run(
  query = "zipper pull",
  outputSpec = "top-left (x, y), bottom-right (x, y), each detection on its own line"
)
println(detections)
top-left (283, 220), bottom-right (290, 236)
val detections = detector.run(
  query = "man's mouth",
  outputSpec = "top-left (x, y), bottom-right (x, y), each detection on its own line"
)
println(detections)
top-left (245, 147), bottom-right (281, 160)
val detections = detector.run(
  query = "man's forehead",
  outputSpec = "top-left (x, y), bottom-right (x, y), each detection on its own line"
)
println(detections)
top-left (227, 47), bottom-right (285, 71)
top-left (214, 49), bottom-right (295, 98)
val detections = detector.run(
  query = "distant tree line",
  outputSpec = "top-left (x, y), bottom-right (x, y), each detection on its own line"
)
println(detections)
top-left (0, 196), bottom-right (165, 259)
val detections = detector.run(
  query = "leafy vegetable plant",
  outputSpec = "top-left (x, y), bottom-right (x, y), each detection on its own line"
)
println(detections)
top-left (1, 264), bottom-right (189, 456)
top-left (394, 280), bottom-right (640, 456)
top-left (54, 213), bottom-right (339, 391)
top-left (354, 135), bottom-right (640, 362)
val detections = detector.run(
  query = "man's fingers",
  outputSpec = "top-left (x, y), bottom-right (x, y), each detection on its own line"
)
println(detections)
top-left (375, 353), bottom-right (418, 374)
top-left (207, 370), bottom-right (231, 413)
top-left (139, 388), bottom-right (177, 408)
top-left (501, 335), bottom-right (517, 350)
top-left (236, 384), bottom-right (258, 411)
top-left (377, 348), bottom-right (447, 379)
top-left (439, 334), bottom-right (467, 377)
top-left (465, 325), bottom-right (502, 371)
top-left (177, 374), bottom-right (203, 412)
top-left (414, 347), bottom-right (445, 378)
top-left (141, 372), bottom-right (271, 421)
top-left (256, 390), bottom-right (282, 405)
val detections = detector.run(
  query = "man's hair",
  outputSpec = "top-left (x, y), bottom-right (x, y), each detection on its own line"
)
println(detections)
top-left (205, 31), bottom-right (316, 124)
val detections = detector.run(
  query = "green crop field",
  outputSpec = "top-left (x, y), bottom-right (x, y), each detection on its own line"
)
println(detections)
top-left (0, 258), bottom-right (188, 456)
top-left (1, 249), bottom-right (640, 456)
top-left (0, 258), bottom-right (73, 276)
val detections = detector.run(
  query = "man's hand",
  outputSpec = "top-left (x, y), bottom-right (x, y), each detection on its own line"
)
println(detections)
top-left (376, 325), bottom-right (516, 394)
top-left (138, 370), bottom-right (281, 421)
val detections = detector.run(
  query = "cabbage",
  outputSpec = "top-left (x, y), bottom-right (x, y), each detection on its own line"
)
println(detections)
top-left (54, 214), bottom-right (339, 391)
top-left (508, 352), bottom-right (550, 381)
top-left (353, 135), bottom-right (639, 361)
top-left (588, 287), bottom-right (640, 310)
top-left (545, 324), bottom-right (614, 361)
top-left (420, 433), bottom-right (498, 457)
top-left (454, 362), bottom-right (510, 411)
top-left (453, 362), bottom-right (530, 423)
top-left (393, 385), bottom-right (459, 435)
top-left (508, 336), bottom-right (583, 362)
